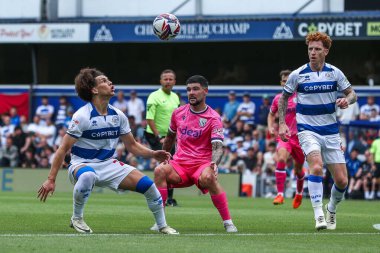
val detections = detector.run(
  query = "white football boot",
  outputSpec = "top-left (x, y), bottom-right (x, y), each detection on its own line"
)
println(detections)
top-left (70, 217), bottom-right (93, 234)
top-left (159, 226), bottom-right (179, 235)
top-left (224, 222), bottom-right (238, 233)
top-left (315, 215), bottom-right (327, 231)
top-left (325, 204), bottom-right (336, 230)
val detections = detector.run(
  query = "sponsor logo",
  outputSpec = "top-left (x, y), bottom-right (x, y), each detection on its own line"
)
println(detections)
top-left (367, 22), bottom-right (380, 36)
top-left (38, 24), bottom-right (49, 39)
top-left (94, 25), bottom-right (113, 41)
top-left (199, 118), bottom-right (207, 127)
top-left (303, 84), bottom-right (334, 91)
top-left (179, 126), bottom-right (202, 138)
top-left (91, 130), bottom-right (119, 138)
top-left (273, 22), bottom-right (293, 39)
top-left (297, 22), bottom-right (363, 37)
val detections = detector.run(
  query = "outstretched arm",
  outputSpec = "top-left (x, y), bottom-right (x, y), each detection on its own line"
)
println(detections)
top-left (38, 134), bottom-right (77, 202)
top-left (120, 133), bottom-right (170, 162)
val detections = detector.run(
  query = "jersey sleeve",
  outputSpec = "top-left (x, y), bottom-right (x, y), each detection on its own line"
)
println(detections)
top-left (168, 109), bottom-right (178, 133)
top-left (334, 67), bottom-right (351, 91)
top-left (67, 113), bottom-right (86, 138)
top-left (283, 71), bottom-right (298, 95)
top-left (211, 116), bottom-right (224, 143)
top-left (120, 112), bottom-right (131, 135)
top-left (146, 94), bottom-right (156, 120)
top-left (270, 95), bottom-right (279, 114)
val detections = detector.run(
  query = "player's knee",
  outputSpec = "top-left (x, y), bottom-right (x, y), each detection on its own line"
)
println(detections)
top-left (153, 165), bottom-right (166, 180)
top-left (310, 164), bottom-right (323, 174)
top-left (202, 172), bottom-right (217, 187)
top-left (335, 177), bottom-right (348, 189)
top-left (77, 171), bottom-right (96, 187)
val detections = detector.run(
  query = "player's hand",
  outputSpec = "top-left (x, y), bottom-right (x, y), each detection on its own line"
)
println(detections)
top-left (153, 150), bottom-right (171, 163)
top-left (210, 162), bottom-right (218, 177)
top-left (336, 98), bottom-right (349, 109)
top-left (279, 123), bottom-right (290, 142)
top-left (37, 179), bottom-right (56, 202)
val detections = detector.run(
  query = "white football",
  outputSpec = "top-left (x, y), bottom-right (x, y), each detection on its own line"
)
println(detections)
top-left (153, 13), bottom-right (181, 40)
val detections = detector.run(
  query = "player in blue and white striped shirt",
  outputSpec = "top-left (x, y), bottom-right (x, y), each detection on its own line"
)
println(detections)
top-left (278, 32), bottom-right (357, 231)
top-left (38, 68), bottom-right (178, 235)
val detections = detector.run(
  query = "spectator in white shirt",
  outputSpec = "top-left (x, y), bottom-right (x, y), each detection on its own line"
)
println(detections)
top-left (360, 96), bottom-right (380, 120)
top-left (112, 90), bottom-right (128, 114)
top-left (127, 90), bottom-right (145, 125)
top-left (35, 96), bottom-right (54, 126)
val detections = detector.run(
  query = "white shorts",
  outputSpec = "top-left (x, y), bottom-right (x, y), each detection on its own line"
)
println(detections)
top-left (68, 159), bottom-right (136, 191)
top-left (297, 131), bottom-right (345, 164)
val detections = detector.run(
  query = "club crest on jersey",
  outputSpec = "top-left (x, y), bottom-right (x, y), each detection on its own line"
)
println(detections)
top-left (199, 118), bottom-right (207, 127)
top-left (91, 120), bottom-right (97, 126)
top-left (325, 72), bottom-right (332, 79)
top-left (112, 116), bottom-right (119, 125)
top-left (182, 115), bottom-right (186, 120)
top-left (69, 119), bottom-right (79, 130)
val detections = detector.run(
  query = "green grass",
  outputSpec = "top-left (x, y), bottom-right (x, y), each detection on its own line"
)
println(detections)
top-left (0, 192), bottom-right (379, 253)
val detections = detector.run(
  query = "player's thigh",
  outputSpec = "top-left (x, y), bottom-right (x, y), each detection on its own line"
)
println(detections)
top-left (322, 135), bottom-right (345, 164)
top-left (118, 169), bottom-right (146, 191)
top-left (298, 131), bottom-right (321, 157)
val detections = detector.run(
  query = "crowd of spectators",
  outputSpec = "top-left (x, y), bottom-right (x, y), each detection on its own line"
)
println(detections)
top-left (0, 92), bottom-right (379, 200)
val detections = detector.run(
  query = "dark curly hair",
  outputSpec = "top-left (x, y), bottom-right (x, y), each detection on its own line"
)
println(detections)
top-left (74, 68), bottom-right (104, 102)
top-left (305, 32), bottom-right (332, 50)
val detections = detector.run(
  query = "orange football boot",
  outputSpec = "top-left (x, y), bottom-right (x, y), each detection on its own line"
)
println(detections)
top-left (292, 193), bottom-right (303, 209)
top-left (273, 194), bottom-right (284, 205)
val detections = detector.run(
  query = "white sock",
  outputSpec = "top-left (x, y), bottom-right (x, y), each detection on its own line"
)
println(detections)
top-left (223, 219), bottom-right (233, 225)
top-left (328, 184), bottom-right (346, 213)
top-left (364, 191), bottom-right (369, 199)
top-left (308, 175), bottom-right (324, 219)
top-left (377, 191), bottom-right (380, 197)
top-left (144, 184), bottom-right (167, 229)
top-left (73, 172), bottom-right (96, 218)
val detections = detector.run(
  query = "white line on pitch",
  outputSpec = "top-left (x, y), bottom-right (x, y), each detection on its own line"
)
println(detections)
top-left (0, 232), bottom-right (379, 237)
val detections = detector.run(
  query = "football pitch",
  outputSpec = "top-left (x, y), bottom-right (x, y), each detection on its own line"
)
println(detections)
top-left (0, 192), bottom-right (379, 253)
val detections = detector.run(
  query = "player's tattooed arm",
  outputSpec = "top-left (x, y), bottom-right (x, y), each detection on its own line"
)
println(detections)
top-left (162, 130), bottom-right (176, 152)
top-left (343, 86), bottom-right (357, 105)
top-left (278, 92), bottom-right (290, 124)
top-left (212, 141), bottom-right (224, 166)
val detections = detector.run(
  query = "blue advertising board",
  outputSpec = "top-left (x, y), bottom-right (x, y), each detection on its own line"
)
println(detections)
top-left (90, 21), bottom-right (295, 42)
top-left (90, 19), bottom-right (380, 43)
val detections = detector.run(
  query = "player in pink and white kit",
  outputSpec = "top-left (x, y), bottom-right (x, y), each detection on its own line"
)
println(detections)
top-left (268, 70), bottom-right (305, 208)
top-left (153, 75), bottom-right (237, 232)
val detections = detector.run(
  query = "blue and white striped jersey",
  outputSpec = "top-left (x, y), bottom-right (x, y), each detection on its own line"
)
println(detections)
top-left (283, 63), bottom-right (351, 136)
top-left (67, 103), bottom-right (131, 165)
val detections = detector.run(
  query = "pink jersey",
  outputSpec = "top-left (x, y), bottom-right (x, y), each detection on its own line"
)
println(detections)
top-left (169, 104), bottom-right (224, 164)
top-left (270, 93), bottom-right (298, 137)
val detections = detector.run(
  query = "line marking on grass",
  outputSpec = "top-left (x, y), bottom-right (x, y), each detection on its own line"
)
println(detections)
top-left (0, 232), bottom-right (379, 237)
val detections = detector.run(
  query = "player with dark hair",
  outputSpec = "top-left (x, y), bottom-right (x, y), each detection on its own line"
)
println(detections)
top-left (268, 69), bottom-right (305, 208)
top-left (38, 67), bottom-right (178, 235)
top-left (152, 75), bottom-right (237, 232)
